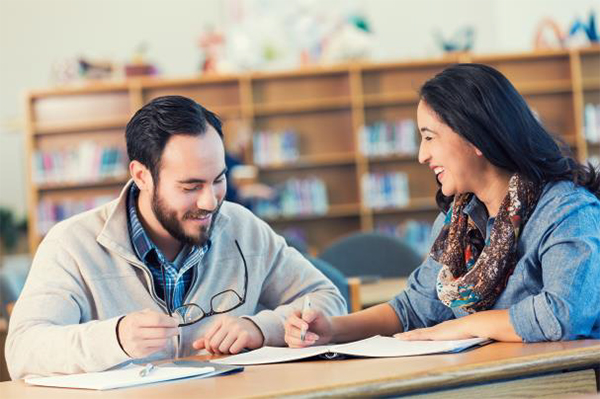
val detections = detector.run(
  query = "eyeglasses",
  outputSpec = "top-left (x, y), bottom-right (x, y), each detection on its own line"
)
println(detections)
top-left (160, 240), bottom-right (248, 327)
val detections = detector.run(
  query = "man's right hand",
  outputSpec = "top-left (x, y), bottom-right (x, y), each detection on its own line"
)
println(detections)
top-left (284, 309), bottom-right (334, 348)
top-left (117, 309), bottom-right (179, 358)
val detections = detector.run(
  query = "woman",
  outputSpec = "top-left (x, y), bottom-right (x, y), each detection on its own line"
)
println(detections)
top-left (285, 64), bottom-right (600, 346)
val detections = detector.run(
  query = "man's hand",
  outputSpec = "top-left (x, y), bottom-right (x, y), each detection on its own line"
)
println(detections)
top-left (117, 309), bottom-right (179, 358)
top-left (192, 316), bottom-right (264, 355)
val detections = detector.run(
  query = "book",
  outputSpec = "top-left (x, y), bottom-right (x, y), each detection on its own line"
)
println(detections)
top-left (212, 335), bottom-right (490, 366)
top-left (24, 361), bottom-right (243, 390)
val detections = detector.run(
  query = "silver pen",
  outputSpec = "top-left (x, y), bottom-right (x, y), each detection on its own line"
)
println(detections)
top-left (300, 295), bottom-right (311, 341)
top-left (138, 363), bottom-right (155, 377)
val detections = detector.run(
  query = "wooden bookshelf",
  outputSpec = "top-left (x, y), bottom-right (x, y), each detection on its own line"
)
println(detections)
top-left (24, 46), bottom-right (600, 253)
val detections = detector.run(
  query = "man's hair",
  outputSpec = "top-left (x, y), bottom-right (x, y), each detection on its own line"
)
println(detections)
top-left (125, 95), bottom-right (223, 182)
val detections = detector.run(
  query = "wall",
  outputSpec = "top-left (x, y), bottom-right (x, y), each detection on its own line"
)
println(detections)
top-left (0, 0), bottom-right (598, 218)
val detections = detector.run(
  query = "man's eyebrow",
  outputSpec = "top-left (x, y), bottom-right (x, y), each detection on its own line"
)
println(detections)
top-left (177, 167), bottom-right (228, 184)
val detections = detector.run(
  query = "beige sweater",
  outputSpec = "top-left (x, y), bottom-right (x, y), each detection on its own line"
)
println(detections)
top-left (6, 181), bottom-right (346, 379)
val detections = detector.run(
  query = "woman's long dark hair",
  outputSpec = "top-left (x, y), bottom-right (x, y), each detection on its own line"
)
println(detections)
top-left (419, 63), bottom-right (600, 212)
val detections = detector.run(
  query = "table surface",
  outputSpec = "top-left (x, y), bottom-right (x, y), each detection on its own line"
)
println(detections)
top-left (359, 277), bottom-right (407, 307)
top-left (1, 339), bottom-right (599, 399)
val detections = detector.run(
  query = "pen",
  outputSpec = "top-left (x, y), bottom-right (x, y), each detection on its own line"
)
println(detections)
top-left (300, 295), bottom-right (311, 341)
top-left (139, 363), bottom-right (155, 377)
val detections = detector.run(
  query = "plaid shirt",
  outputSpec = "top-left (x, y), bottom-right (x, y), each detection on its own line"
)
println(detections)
top-left (126, 184), bottom-right (209, 310)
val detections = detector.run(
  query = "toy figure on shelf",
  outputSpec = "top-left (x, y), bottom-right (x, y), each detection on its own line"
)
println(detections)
top-left (198, 26), bottom-right (225, 73)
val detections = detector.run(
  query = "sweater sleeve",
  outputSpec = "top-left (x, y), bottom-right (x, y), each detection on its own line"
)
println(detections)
top-left (5, 237), bottom-right (130, 379)
top-left (243, 223), bottom-right (347, 346)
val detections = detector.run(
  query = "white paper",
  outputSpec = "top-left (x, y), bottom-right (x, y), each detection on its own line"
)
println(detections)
top-left (214, 336), bottom-right (489, 365)
top-left (24, 363), bottom-right (215, 390)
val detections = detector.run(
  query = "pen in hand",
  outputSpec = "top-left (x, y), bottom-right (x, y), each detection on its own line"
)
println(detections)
top-left (300, 295), bottom-right (311, 341)
top-left (139, 363), bottom-right (155, 377)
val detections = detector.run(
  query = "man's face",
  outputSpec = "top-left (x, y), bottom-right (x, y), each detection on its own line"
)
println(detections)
top-left (150, 127), bottom-right (227, 247)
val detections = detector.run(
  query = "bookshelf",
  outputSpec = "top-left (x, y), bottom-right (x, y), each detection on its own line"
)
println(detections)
top-left (24, 46), bottom-right (600, 254)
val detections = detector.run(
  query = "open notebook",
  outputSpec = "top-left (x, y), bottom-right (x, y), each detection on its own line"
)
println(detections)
top-left (212, 336), bottom-right (490, 366)
top-left (24, 361), bottom-right (242, 390)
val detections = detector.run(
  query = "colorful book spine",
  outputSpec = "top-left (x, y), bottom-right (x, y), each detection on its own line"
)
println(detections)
top-left (36, 195), bottom-right (115, 235)
top-left (362, 171), bottom-right (410, 209)
top-left (359, 119), bottom-right (417, 157)
top-left (253, 130), bottom-right (299, 166)
top-left (254, 177), bottom-right (329, 218)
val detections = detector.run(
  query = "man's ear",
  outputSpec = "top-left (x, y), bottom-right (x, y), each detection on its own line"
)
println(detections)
top-left (129, 160), bottom-right (153, 192)
top-left (473, 146), bottom-right (484, 157)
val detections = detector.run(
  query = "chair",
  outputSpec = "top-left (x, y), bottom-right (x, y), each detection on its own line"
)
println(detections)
top-left (318, 232), bottom-right (423, 279)
top-left (0, 254), bottom-right (30, 319)
top-left (307, 256), bottom-right (353, 313)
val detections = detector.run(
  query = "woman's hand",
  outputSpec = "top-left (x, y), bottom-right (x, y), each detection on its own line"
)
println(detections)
top-left (394, 317), bottom-right (475, 341)
top-left (284, 309), bottom-right (334, 348)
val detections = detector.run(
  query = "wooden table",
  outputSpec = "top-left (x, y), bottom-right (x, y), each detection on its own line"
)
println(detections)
top-left (1, 340), bottom-right (599, 398)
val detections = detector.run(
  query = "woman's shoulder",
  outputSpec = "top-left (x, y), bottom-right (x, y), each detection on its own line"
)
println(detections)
top-left (533, 180), bottom-right (600, 223)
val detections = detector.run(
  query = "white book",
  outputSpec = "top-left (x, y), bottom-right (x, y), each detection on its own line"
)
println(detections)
top-left (212, 335), bottom-right (490, 366)
top-left (24, 363), bottom-right (215, 390)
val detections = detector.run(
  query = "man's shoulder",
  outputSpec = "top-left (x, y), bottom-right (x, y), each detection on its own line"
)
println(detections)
top-left (43, 199), bottom-right (117, 245)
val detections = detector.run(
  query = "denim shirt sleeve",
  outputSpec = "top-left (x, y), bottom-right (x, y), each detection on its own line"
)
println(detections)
top-left (509, 189), bottom-right (600, 342)
top-left (388, 212), bottom-right (455, 331)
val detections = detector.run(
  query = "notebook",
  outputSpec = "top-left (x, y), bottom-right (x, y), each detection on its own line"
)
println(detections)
top-left (212, 335), bottom-right (489, 365)
top-left (24, 361), bottom-right (242, 390)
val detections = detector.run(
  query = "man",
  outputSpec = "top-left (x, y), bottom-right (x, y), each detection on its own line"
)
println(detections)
top-left (6, 95), bottom-right (346, 379)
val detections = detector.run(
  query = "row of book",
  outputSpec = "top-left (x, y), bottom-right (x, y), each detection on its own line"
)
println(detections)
top-left (253, 130), bottom-right (299, 166)
top-left (33, 142), bottom-right (127, 185)
top-left (584, 103), bottom-right (600, 143)
top-left (253, 177), bottom-right (328, 218)
top-left (36, 195), bottom-right (115, 235)
top-left (376, 220), bottom-right (433, 257)
top-left (359, 119), bottom-right (418, 157)
top-left (361, 172), bottom-right (410, 210)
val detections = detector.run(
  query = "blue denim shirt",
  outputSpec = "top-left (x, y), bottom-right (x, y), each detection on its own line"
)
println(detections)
top-left (389, 181), bottom-right (600, 342)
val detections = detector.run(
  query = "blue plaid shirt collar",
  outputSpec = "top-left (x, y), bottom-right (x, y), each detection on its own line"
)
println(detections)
top-left (126, 183), bottom-right (210, 308)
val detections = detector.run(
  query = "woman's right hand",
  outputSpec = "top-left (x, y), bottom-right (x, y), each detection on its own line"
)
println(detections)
top-left (284, 309), bottom-right (334, 348)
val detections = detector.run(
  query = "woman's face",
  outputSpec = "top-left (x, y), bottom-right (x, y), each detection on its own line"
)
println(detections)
top-left (417, 100), bottom-right (485, 197)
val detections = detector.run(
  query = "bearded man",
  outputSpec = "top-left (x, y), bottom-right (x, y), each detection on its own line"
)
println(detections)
top-left (6, 95), bottom-right (346, 379)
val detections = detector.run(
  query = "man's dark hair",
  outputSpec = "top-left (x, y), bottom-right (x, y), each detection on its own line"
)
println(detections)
top-left (420, 63), bottom-right (600, 211)
top-left (125, 95), bottom-right (223, 182)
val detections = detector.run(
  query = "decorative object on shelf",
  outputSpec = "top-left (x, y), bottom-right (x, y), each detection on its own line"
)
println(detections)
top-left (78, 58), bottom-right (114, 80)
top-left (362, 172), bottom-right (409, 210)
top-left (360, 119), bottom-right (417, 157)
top-left (434, 26), bottom-right (475, 54)
top-left (125, 42), bottom-right (158, 78)
top-left (533, 18), bottom-right (566, 50)
top-left (198, 26), bottom-right (227, 73)
top-left (567, 11), bottom-right (599, 46)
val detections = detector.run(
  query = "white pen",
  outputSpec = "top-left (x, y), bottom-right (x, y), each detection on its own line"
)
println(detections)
top-left (300, 295), bottom-right (311, 341)
top-left (139, 363), bottom-right (155, 377)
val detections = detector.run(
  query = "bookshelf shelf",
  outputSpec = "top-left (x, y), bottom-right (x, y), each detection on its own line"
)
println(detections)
top-left (35, 176), bottom-right (129, 192)
top-left (262, 203), bottom-right (360, 223)
top-left (23, 47), bottom-right (599, 253)
top-left (253, 97), bottom-right (351, 116)
top-left (258, 153), bottom-right (356, 171)
top-left (33, 117), bottom-right (129, 136)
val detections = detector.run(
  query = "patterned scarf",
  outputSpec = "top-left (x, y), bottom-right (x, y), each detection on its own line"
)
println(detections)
top-left (432, 174), bottom-right (541, 313)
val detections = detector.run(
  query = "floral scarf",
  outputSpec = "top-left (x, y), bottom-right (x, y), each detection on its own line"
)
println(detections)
top-left (432, 174), bottom-right (541, 313)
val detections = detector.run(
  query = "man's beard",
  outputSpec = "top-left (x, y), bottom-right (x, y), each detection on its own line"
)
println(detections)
top-left (151, 186), bottom-right (222, 247)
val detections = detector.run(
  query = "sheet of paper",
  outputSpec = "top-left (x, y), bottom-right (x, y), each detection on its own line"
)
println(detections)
top-left (24, 363), bottom-right (215, 390)
top-left (330, 336), bottom-right (489, 357)
top-left (212, 345), bottom-right (329, 365)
